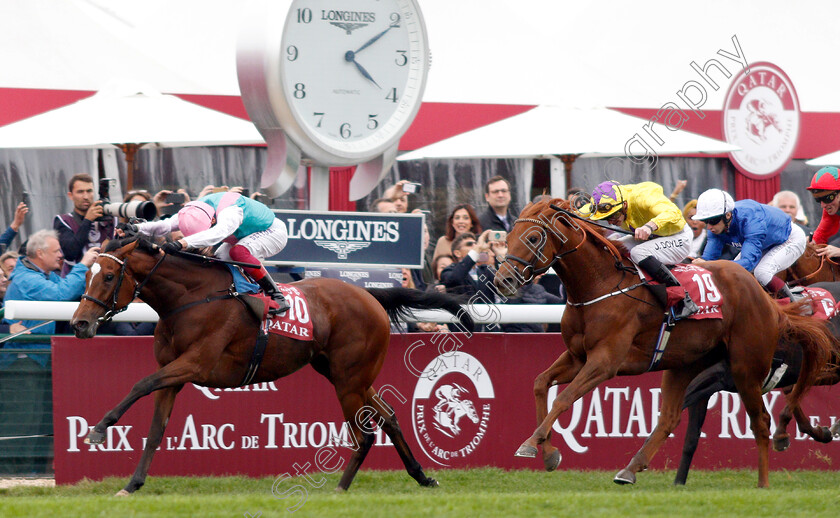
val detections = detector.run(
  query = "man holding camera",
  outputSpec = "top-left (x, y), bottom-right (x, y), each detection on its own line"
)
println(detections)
top-left (53, 173), bottom-right (114, 276)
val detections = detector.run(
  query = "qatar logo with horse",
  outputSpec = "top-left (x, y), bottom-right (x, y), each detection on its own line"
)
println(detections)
top-left (723, 61), bottom-right (800, 178)
top-left (412, 352), bottom-right (494, 466)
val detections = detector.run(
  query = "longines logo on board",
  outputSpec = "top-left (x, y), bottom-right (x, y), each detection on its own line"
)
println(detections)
top-left (287, 217), bottom-right (398, 259)
top-left (412, 352), bottom-right (494, 466)
top-left (723, 62), bottom-right (800, 178)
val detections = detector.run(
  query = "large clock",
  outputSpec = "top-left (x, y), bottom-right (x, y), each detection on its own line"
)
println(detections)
top-left (238, 0), bottom-right (430, 199)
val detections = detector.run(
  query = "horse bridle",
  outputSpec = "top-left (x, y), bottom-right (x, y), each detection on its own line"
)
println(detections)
top-left (81, 251), bottom-right (167, 323)
top-left (502, 209), bottom-right (588, 279)
top-left (501, 205), bottom-right (646, 306)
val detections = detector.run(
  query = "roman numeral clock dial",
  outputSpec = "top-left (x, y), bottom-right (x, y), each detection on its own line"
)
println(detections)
top-left (237, 0), bottom-right (429, 199)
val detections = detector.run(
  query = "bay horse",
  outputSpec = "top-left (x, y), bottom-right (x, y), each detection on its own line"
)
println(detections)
top-left (493, 199), bottom-right (836, 487)
top-left (674, 281), bottom-right (840, 485)
top-left (69, 235), bottom-right (473, 495)
top-left (781, 241), bottom-right (840, 286)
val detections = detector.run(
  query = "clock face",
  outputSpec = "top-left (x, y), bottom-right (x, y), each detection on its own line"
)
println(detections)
top-left (280, 0), bottom-right (428, 162)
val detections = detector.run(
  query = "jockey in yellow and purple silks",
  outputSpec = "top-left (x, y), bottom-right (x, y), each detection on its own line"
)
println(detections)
top-left (581, 181), bottom-right (699, 319)
top-left (134, 191), bottom-right (290, 314)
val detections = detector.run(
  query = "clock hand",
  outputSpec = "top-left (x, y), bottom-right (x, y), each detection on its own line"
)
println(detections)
top-left (353, 23), bottom-right (399, 55)
top-left (345, 51), bottom-right (381, 88)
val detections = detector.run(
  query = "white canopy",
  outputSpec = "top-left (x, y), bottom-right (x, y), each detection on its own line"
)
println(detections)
top-left (0, 80), bottom-right (263, 150)
top-left (806, 150), bottom-right (840, 167)
top-left (398, 106), bottom-right (738, 161)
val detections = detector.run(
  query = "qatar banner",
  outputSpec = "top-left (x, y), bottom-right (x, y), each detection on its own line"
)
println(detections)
top-left (52, 334), bottom-right (839, 485)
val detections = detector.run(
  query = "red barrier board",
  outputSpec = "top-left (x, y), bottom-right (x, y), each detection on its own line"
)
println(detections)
top-left (52, 334), bottom-right (840, 485)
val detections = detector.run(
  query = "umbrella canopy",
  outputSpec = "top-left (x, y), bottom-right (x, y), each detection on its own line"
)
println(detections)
top-left (397, 105), bottom-right (738, 161)
top-left (806, 150), bottom-right (840, 167)
top-left (0, 80), bottom-right (264, 188)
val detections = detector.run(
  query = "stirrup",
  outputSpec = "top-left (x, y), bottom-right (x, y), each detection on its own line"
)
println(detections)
top-left (672, 296), bottom-right (700, 321)
top-left (268, 295), bottom-right (290, 316)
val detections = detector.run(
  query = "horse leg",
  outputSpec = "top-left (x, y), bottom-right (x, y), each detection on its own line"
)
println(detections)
top-left (366, 388), bottom-right (438, 488)
top-left (86, 355), bottom-right (198, 444)
top-left (792, 403), bottom-right (834, 443)
top-left (772, 398), bottom-right (794, 451)
top-left (532, 352), bottom-right (582, 472)
top-left (515, 352), bottom-right (615, 460)
top-left (615, 369), bottom-right (696, 485)
top-left (116, 385), bottom-right (182, 496)
top-left (730, 369), bottom-right (772, 488)
top-left (673, 394), bottom-right (711, 485)
top-left (334, 391), bottom-right (376, 491)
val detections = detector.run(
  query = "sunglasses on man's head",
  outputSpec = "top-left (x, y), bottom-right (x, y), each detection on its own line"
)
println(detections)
top-left (814, 191), bottom-right (840, 204)
top-left (701, 215), bottom-right (724, 226)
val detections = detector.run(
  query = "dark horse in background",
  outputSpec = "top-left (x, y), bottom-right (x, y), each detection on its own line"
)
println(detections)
top-left (782, 241), bottom-right (840, 286)
top-left (494, 199), bottom-right (837, 487)
top-left (70, 235), bottom-right (473, 496)
top-left (674, 281), bottom-right (840, 485)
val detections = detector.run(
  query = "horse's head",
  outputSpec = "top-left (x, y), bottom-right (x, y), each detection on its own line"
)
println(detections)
top-left (70, 236), bottom-right (159, 338)
top-left (494, 198), bottom-right (586, 296)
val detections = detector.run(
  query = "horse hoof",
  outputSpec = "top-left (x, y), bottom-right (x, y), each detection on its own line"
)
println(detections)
top-left (334, 486), bottom-right (347, 493)
top-left (423, 478), bottom-right (439, 488)
top-left (514, 444), bottom-right (538, 458)
top-left (773, 436), bottom-right (790, 452)
top-left (85, 430), bottom-right (105, 445)
top-left (830, 421), bottom-right (840, 438)
top-left (114, 489), bottom-right (131, 497)
top-left (613, 469), bottom-right (636, 485)
top-left (543, 450), bottom-right (562, 472)
top-left (815, 427), bottom-right (834, 443)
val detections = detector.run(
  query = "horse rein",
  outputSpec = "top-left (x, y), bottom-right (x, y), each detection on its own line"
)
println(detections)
top-left (502, 205), bottom-right (646, 306)
top-left (502, 214), bottom-right (588, 278)
top-left (81, 251), bottom-right (167, 324)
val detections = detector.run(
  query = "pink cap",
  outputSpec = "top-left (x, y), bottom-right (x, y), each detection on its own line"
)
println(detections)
top-left (178, 201), bottom-right (215, 236)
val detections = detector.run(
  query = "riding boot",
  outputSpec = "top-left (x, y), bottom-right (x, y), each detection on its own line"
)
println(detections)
top-left (256, 275), bottom-right (290, 316)
top-left (766, 276), bottom-right (805, 302)
top-left (638, 256), bottom-right (700, 319)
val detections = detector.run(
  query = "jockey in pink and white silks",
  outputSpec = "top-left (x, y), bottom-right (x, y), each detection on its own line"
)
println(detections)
top-left (135, 191), bottom-right (290, 314)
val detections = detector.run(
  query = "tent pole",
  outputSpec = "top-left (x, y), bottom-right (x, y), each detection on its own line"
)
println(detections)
top-left (118, 143), bottom-right (140, 190)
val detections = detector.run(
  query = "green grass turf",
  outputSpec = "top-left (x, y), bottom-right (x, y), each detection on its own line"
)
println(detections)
top-left (1, 469), bottom-right (839, 517)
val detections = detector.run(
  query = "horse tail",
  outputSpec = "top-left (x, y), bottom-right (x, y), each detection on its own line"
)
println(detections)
top-left (777, 304), bottom-right (838, 411)
top-left (365, 287), bottom-right (475, 333)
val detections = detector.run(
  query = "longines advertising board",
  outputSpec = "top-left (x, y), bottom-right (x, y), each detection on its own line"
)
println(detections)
top-left (267, 210), bottom-right (424, 268)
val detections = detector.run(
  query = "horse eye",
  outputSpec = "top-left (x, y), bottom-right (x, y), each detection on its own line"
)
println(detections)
top-left (105, 273), bottom-right (115, 282)
top-left (528, 236), bottom-right (538, 243)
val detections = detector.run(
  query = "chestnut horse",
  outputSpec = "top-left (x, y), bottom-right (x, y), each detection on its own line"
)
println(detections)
top-left (70, 236), bottom-right (473, 495)
top-left (674, 281), bottom-right (840, 485)
top-left (782, 241), bottom-right (840, 286)
top-left (493, 199), bottom-right (835, 487)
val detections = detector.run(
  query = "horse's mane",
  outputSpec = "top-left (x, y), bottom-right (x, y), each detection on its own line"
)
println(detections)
top-left (104, 235), bottom-right (216, 258)
top-left (519, 198), bottom-right (629, 256)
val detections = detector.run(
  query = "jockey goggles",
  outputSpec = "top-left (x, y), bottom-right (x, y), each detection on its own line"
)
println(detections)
top-left (700, 214), bottom-right (724, 226)
top-left (813, 190), bottom-right (840, 204)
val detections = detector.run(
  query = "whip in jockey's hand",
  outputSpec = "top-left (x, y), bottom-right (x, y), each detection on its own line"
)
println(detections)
top-left (132, 191), bottom-right (291, 316)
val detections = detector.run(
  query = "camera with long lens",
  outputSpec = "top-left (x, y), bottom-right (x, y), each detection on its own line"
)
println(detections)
top-left (97, 178), bottom-right (157, 221)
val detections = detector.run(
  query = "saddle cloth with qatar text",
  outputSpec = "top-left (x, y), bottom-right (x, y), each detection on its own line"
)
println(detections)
top-left (640, 263), bottom-right (723, 320)
top-left (262, 284), bottom-right (314, 341)
top-left (777, 287), bottom-right (836, 320)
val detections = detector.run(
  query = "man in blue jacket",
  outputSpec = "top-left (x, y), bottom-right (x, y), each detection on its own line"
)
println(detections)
top-left (691, 188), bottom-right (806, 299)
top-left (3, 229), bottom-right (99, 362)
